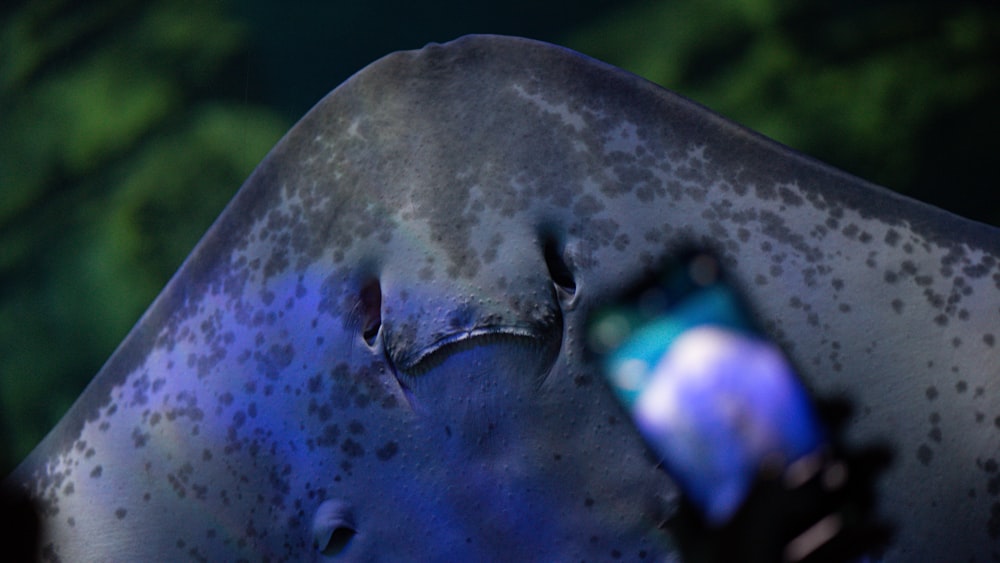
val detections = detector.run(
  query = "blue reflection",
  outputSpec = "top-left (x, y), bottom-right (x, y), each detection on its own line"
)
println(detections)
top-left (596, 281), bottom-right (825, 524)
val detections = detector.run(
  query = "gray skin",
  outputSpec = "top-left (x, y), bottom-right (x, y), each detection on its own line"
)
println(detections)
top-left (7, 35), bottom-right (999, 561)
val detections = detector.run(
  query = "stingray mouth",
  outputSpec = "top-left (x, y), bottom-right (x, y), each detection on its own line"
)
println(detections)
top-left (391, 322), bottom-right (562, 378)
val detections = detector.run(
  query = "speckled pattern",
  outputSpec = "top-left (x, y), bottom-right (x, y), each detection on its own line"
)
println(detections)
top-left (7, 35), bottom-right (999, 561)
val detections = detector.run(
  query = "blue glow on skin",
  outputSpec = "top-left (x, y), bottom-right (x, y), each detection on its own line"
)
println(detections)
top-left (604, 285), bottom-right (825, 524)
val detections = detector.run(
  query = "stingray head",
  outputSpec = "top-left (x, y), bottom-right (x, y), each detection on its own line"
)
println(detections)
top-left (215, 36), bottom-right (692, 559)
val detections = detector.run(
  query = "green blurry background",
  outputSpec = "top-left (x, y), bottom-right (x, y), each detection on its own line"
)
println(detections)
top-left (1, 0), bottom-right (997, 474)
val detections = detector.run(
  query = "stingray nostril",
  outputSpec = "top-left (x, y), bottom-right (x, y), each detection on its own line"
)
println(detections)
top-left (359, 279), bottom-right (382, 347)
top-left (543, 236), bottom-right (577, 297)
top-left (320, 526), bottom-right (357, 556)
top-left (312, 499), bottom-right (357, 557)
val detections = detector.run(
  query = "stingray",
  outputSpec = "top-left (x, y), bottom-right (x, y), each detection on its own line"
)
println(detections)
top-left (6, 35), bottom-right (999, 561)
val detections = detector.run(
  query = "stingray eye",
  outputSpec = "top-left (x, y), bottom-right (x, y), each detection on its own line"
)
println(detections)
top-left (359, 279), bottom-right (382, 347)
top-left (543, 236), bottom-right (577, 301)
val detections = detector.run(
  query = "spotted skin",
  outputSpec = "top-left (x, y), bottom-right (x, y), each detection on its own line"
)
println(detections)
top-left (7, 35), bottom-right (999, 561)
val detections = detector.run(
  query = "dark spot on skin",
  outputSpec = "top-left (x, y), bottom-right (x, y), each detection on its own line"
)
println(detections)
top-left (956, 381), bottom-right (967, 393)
top-left (926, 386), bottom-right (938, 400)
top-left (990, 502), bottom-right (1000, 539)
top-left (348, 420), bottom-right (364, 435)
top-left (584, 497), bottom-right (594, 507)
top-left (884, 271), bottom-right (898, 284)
top-left (115, 508), bottom-right (127, 520)
top-left (985, 334), bottom-right (996, 347)
top-left (90, 466), bottom-right (102, 478)
top-left (884, 229), bottom-right (900, 246)
top-left (917, 445), bottom-right (933, 466)
top-left (132, 428), bottom-right (149, 448)
top-left (891, 299), bottom-right (904, 314)
top-left (307, 373), bottom-right (323, 394)
top-left (317, 425), bottom-right (340, 448)
top-left (341, 438), bottom-right (364, 458)
top-left (254, 342), bottom-right (295, 380)
top-left (375, 441), bottom-right (398, 461)
top-left (381, 394), bottom-right (398, 409)
top-left (928, 428), bottom-right (942, 443)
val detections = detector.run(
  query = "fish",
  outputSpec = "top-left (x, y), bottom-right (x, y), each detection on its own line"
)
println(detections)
top-left (5, 34), bottom-right (999, 561)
